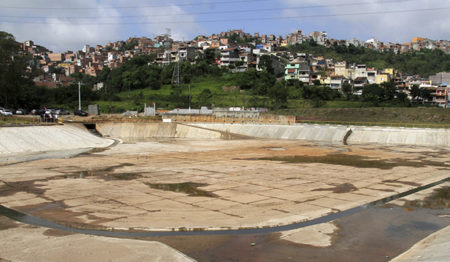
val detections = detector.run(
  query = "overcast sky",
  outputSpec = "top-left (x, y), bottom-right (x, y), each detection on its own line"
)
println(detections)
top-left (0, 0), bottom-right (449, 52)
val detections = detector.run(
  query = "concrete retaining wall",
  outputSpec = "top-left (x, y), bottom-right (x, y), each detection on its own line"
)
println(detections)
top-left (347, 126), bottom-right (450, 147)
top-left (192, 123), bottom-right (450, 147)
top-left (96, 122), bottom-right (223, 140)
top-left (192, 123), bottom-right (349, 143)
top-left (0, 124), bottom-right (114, 156)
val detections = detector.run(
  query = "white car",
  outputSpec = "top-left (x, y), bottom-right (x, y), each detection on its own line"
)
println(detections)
top-left (0, 108), bottom-right (13, 116)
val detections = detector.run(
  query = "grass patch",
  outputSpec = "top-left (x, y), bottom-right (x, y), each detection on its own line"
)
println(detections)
top-left (277, 107), bottom-right (450, 127)
top-left (146, 182), bottom-right (217, 197)
top-left (0, 116), bottom-right (40, 126)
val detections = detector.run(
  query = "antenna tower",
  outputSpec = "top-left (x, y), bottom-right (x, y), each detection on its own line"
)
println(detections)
top-left (171, 54), bottom-right (181, 86)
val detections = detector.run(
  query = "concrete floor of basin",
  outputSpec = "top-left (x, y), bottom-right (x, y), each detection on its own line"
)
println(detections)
top-left (0, 139), bottom-right (449, 232)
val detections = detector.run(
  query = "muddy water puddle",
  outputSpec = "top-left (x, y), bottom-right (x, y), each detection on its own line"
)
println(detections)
top-left (154, 205), bottom-right (449, 262)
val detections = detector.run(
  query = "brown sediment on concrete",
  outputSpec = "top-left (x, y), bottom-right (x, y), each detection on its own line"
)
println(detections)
top-left (257, 153), bottom-right (450, 170)
top-left (43, 228), bottom-right (76, 237)
top-left (0, 216), bottom-right (19, 231)
top-left (146, 182), bottom-right (218, 198)
top-left (313, 183), bottom-right (358, 193)
top-left (383, 180), bottom-right (421, 187)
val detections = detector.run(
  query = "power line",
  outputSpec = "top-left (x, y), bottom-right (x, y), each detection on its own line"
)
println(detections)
top-left (0, 0), bottom-right (271, 10)
top-left (1, 7), bottom-right (449, 25)
top-left (0, 0), bottom-right (416, 20)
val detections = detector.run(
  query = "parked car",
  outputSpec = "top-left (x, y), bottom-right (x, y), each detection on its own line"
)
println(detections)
top-left (74, 109), bottom-right (88, 116)
top-left (0, 108), bottom-right (13, 116)
top-left (55, 109), bottom-right (70, 115)
top-left (30, 109), bottom-right (45, 115)
top-left (15, 108), bottom-right (28, 115)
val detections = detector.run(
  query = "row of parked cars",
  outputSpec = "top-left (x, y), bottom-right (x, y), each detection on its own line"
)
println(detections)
top-left (0, 107), bottom-right (88, 117)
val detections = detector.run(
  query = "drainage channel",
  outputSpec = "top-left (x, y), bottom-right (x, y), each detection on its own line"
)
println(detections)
top-left (0, 177), bottom-right (448, 237)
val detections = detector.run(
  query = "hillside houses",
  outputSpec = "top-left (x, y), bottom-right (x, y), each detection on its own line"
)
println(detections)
top-left (19, 29), bottom-right (449, 107)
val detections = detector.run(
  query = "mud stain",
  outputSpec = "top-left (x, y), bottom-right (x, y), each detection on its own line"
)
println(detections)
top-left (403, 186), bottom-right (450, 209)
top-left (313, 183), bottom-right (358, 193)
top-left (43, 228), bottom-right (75, 237)
top-left (0, 216), bottom-right (19, 231)
top-left (382, 180), bottom-right (421, 187)
top-left (0, 163), bottom-right (138, 198)
top-left (146, 182), bottom-right (217, 198)
top-left (66, 171), bottom-right (142, 181)
top-left (257, 153), bottom-right (450, 170)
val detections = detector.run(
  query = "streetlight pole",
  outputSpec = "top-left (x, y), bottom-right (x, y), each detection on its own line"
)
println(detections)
top-left (78, 81), bottom-right (81, 110)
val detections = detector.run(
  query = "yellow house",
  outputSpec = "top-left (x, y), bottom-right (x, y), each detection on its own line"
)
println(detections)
top-left (383, 68), bottom-right (394, 76)
top-left (321, 76), bottom-right (331, 85)
top-left (376, 73), bottom-right (390, 84)
top-left (334, 62), bottom-right (349, 78)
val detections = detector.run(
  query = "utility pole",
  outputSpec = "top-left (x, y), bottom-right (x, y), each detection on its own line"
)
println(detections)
top-left (188, 84), bottom-right (191, 111)
top-left (78, 81), bottom-right (81, 110)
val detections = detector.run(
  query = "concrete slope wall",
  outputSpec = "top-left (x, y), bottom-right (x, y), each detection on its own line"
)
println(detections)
top-left (347, 126), bottom-right (450, 147)
top-left (193, 123), bottom-right (450, 147)
top-left (96, 122), bottom-right (223, 139)
top-left (192, 123), bottom-right (349, 143)
top-left (0, 124), bottom-right (114, 156)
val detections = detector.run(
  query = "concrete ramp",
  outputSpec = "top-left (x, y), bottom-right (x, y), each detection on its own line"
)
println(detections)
top-left (0, 124), bottom-right (114, 157)
top-left (96, 122), bottom-right (223, 139)
top-left (192, 123), bottom-right (349, 143)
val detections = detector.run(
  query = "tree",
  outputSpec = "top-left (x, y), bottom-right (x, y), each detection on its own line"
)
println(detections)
top-left (197, 88), bottom-right (213, 107)
top-left (0, 31), bottom-right (35, 108)
top-left (410, 85), bottom-right (420, 101)
top-left (362, 84), bottom-right (384, 105)
top-left (342, 83), bottom-right (353, 100)
top-left (268, 80), bottom-right (288, 109)
top-left (258, 55), bottom-right (274, 74)
top-left (396, 92), bottom-right (410, 105)
top-left (382, 81), bottom-right (397, 101)
top-left (420, 88), bottom-right (433, 102)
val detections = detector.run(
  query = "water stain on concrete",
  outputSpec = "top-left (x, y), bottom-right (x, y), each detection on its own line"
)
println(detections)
top-left (146, 182), bottom-right (217, 197)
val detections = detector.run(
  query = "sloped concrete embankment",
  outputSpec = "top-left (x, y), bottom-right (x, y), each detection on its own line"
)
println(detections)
top-left (192, 123), bottom-right (450, 146)
top-left (192, 123), bottom-right (349, 143)
top-left (347, 126), bottom-right (450, 147)
top-left (96, 122), bottom-right (224, 139)
top-left (0, 124), bottom-right (114, 157)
